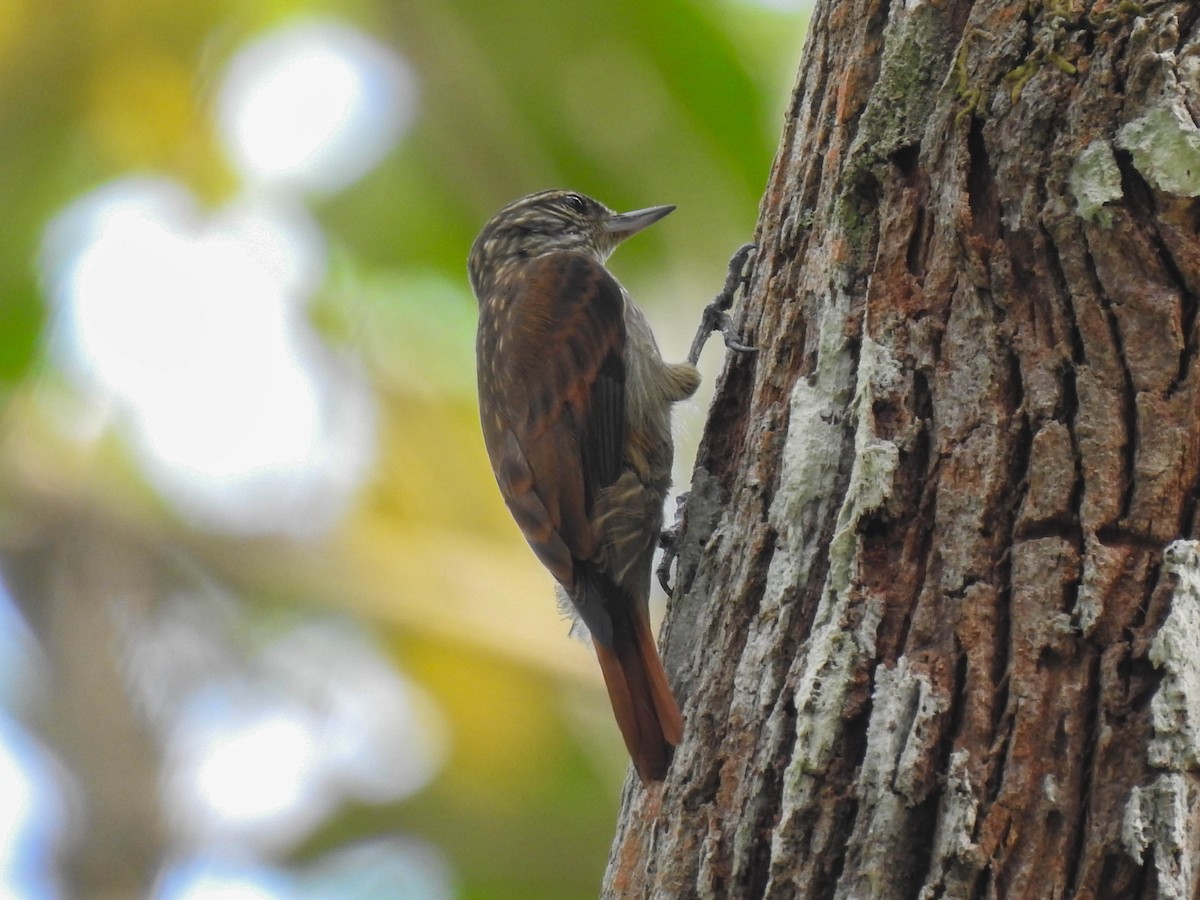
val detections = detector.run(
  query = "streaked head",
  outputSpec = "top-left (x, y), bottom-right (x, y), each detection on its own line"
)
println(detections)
top-left (468, 190), bottom-right (674, 299)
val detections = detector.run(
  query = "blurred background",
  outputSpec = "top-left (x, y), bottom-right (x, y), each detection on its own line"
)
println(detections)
top-left (0, 0), bottom-right (808, 897)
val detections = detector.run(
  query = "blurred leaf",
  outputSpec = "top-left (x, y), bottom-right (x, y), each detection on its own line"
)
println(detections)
top-left (319, 259), bottom-right (479, 401)
top-left (0, 285), bottom-right (42, 386)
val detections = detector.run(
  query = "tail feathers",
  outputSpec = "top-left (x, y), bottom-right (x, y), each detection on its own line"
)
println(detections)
top-left (593, 603), bottom-right (683, 783)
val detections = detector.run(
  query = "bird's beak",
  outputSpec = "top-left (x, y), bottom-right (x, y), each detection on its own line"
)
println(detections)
top-left (606, 204), bottom-right (676, 239)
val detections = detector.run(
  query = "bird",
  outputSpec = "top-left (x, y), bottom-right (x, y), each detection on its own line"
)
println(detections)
top-left (468, 189), bottom-right (700, 783)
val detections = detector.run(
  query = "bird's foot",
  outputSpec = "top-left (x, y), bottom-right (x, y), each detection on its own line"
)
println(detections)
top-left (657, 492), bottom-right (690, 595)
top-left (686, 243), bottom-right (758, 366)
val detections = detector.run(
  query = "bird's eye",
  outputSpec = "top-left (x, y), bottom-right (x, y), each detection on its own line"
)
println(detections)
top-left (563, 193), bottom-right (588, 214)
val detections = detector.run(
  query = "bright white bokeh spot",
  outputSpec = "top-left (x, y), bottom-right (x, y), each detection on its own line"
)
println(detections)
top-left (218, 20), bottom-right (417, 194)
top-left (156, 839), bottom-right (453, 900)
top-left (257, 622), bottom-right (446, 803)
top-left (194, 713), bottom-right (317, 827)
top-left (0, 713), bottom-right (64, 900)
top-left (299, 838), bottom-right (454, 899)
top-left (36, 17), bottom-right (416, 534)
top-left (162, 621), bottom-right (445, 856)
top-left (167, 688), bottom-right (327, 853)
top-left (155, 857), bottom-right (293, 900)
top-left (39, 177), bottom-right (374, 537)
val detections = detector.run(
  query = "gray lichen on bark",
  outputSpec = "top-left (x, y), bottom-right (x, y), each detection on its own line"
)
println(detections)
top-left (918, 749), bottom-right (983, 899)
top-left (1122, 540), bottom-right (1200, 900)
top-left (765, 322), bottom-right (903, 894)
top-left (1115, 12), bottom-right (1200, 198)
top-left (1068, 140), bottom-right (1123, 225)
top-left (835, 657), bottom-right (950, 900)
top-left (1117, 104), bottom-right (1200, 197)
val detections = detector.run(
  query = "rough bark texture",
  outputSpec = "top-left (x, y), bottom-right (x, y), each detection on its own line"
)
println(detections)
top-left (605, 2), bottom-right (1200, 898)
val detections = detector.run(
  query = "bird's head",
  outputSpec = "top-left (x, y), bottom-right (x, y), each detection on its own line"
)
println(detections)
top-left (468, 190), bottom-right (674, 299)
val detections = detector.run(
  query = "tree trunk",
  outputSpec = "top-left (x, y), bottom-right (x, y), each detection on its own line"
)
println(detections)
top-left (3, 515), bottom-right (170, 899)
top-left (605, 2), bottom-right (1200, 898)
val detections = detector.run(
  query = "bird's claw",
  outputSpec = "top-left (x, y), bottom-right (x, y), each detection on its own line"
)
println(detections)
top-left (657, 532), bottom-right (678, 595)
top-left (687, 243), bottom-right (758, 366)
top-left (705, 307), bottom-right (757, 356)
top-left (725, 242), bottom-right (756, 298)
top-left (656, 492), bottom-right (690, 595)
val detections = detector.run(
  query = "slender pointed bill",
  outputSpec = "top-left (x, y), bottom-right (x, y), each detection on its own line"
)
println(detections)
top-left (606, 204), bottom-right (675, 238)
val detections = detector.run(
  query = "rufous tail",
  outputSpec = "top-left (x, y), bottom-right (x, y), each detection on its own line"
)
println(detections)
top-left (593, 602), bottom-right (683, 783)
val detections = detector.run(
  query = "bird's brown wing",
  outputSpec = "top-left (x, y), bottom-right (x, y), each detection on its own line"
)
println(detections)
top-left (477, 250), bottom-right (683, 782)
top-left (476, 251), bottom-right (626, 607)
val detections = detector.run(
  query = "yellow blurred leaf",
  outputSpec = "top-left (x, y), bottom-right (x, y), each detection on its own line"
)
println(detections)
top-left (85, 49), bottom-right (214, 179)
top-left (0, 0), bottom-right (30, 76)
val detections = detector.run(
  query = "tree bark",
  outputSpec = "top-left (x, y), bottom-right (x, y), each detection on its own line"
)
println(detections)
top-left (605, 2), bottom-right (1200, 898)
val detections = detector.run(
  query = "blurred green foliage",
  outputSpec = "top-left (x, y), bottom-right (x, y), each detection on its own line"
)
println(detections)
top-left (0, 0), bottom-right (806, 896)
